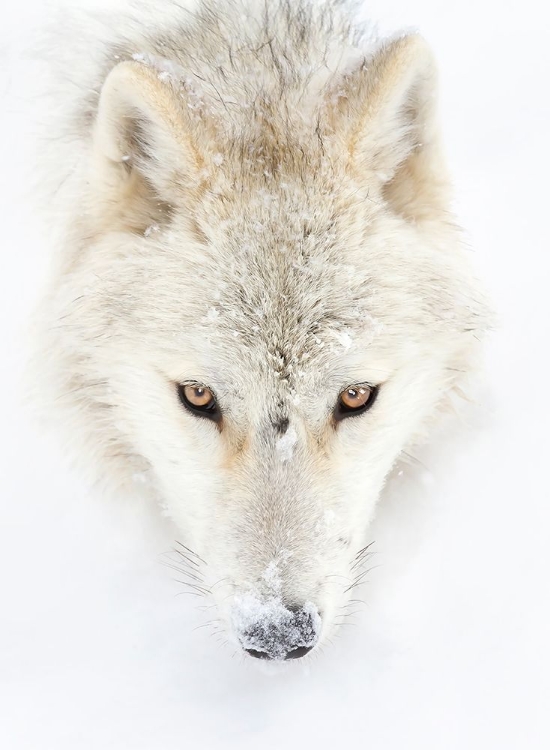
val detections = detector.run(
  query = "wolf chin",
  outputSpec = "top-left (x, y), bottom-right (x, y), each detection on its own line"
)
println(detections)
top-left (34, 0), bottom-right (489, 661)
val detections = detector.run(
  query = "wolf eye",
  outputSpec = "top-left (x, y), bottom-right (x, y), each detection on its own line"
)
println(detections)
top-left (334, 384), bottom-right (378, 421)
top-left (177, 383), bottom-right (220, 423)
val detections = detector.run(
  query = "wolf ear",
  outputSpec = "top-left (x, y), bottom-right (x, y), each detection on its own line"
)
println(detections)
top-left (91, 61), bottom-right (203, 231)
top-left (334, 35), bottom-right (448, 220)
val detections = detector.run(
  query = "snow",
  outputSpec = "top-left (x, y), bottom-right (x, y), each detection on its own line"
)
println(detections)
top-left (232, 558), bottom-right (320, 660)
top-left (143, 223), bottom-right (159, 237)
top-left (334, 328), bottom-right (353, 351)
top-left (261, 558), bottom-right (284, 592)
top-left (132, 51), bottom-right (186, 83)
top-left (204, 306), bottom-right (220, 322)
top-left (232, 593), bottom-right (321, 659)
top-left (1, 1), bottom-right (549, 749)
top-left (276, 425), bottom-right (298, 462)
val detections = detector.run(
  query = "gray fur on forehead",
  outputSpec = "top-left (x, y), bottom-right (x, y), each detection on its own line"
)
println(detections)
top-left (108, 0), bottom-right (372, 132)
top-left (191, 179), bottom-right (379, 371)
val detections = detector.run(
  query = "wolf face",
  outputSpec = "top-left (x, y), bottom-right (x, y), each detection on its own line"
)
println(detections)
top-left (37, 1), bottom-right (488, 659)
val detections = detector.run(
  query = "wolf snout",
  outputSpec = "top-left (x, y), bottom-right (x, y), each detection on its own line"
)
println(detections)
top-left (232, 597), bottom-right (321, 661)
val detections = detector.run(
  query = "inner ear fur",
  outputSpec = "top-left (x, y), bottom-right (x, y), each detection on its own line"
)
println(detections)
top-left (329, 34), bottom-right (451, 221)
top-left (90, 60), bottom-right (204, 234)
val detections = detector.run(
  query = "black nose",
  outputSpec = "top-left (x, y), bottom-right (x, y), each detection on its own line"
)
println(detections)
top-left (241, 605), bottom-right (320, 661)
top-left (246, 644), bottom-right (314, 660)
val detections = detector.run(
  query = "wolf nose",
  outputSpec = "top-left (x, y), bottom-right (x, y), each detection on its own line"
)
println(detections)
top-left (246, 643), bottom-right (314, 660)
top-left (239, 604), bottom-right (321, 661)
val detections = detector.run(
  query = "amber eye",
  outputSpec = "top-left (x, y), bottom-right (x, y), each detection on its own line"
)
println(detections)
top-left (177, 383), bottom-right (220, 423)
top-left (335, 384), bottom-right (378, 421)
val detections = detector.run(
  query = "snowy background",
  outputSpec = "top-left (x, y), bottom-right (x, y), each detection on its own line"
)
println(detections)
top-left (1, 1), bottom-right (548, 748)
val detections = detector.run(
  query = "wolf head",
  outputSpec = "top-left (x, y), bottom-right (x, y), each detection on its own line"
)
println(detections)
top-left (38, 27), bottom-right (488, 660)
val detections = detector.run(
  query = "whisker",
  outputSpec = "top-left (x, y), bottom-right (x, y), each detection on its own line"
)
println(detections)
top-left (193, 619), bottom-right (222, 632)
top-left (172, 548), bottom-right (202, 570)
top-left (161, 561), bottom-right (205, 583)
top-left (343, 564), bottom-right (380, 593)
top-left (335, 610), bottom-right (363, 620)
top-left (175, 540), bottom-right (207, 565)
top-left (350, 551), bottom-right (377, 572)
top-left (401, 452), bottom-right (429, 470)
top-left (174, 590), bottom-right (204, 598)
top-left (210, 577), bottom-right (235, 591)
top-left (354, 541), bottom-right (376, 560)
top-left (173, 578), bottom-right (211, 595)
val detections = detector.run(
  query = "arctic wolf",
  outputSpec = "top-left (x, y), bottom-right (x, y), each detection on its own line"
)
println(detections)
top-left (35, 0), bottom-right (489, 660)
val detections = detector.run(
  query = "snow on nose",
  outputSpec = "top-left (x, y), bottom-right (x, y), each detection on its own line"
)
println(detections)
top-left (232, 594), bottom-right (321, 660)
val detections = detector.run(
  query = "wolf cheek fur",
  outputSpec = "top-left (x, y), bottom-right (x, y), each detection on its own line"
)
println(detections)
top-left (35, 0), bottom-right (489, 660)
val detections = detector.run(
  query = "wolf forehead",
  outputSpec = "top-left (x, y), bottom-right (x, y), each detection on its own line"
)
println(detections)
top-left (88, 166), bottom-right (384, 388)
top-left (105, 167), bottom-right (438, 382)
top-left (89, 154), bottom-right (455, 385)
top-left (188, 180), bottom-right (377, 359)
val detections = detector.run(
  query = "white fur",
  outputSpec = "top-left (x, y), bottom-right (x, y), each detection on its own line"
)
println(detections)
top-left (32, 0), bottom-right (490, 658)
